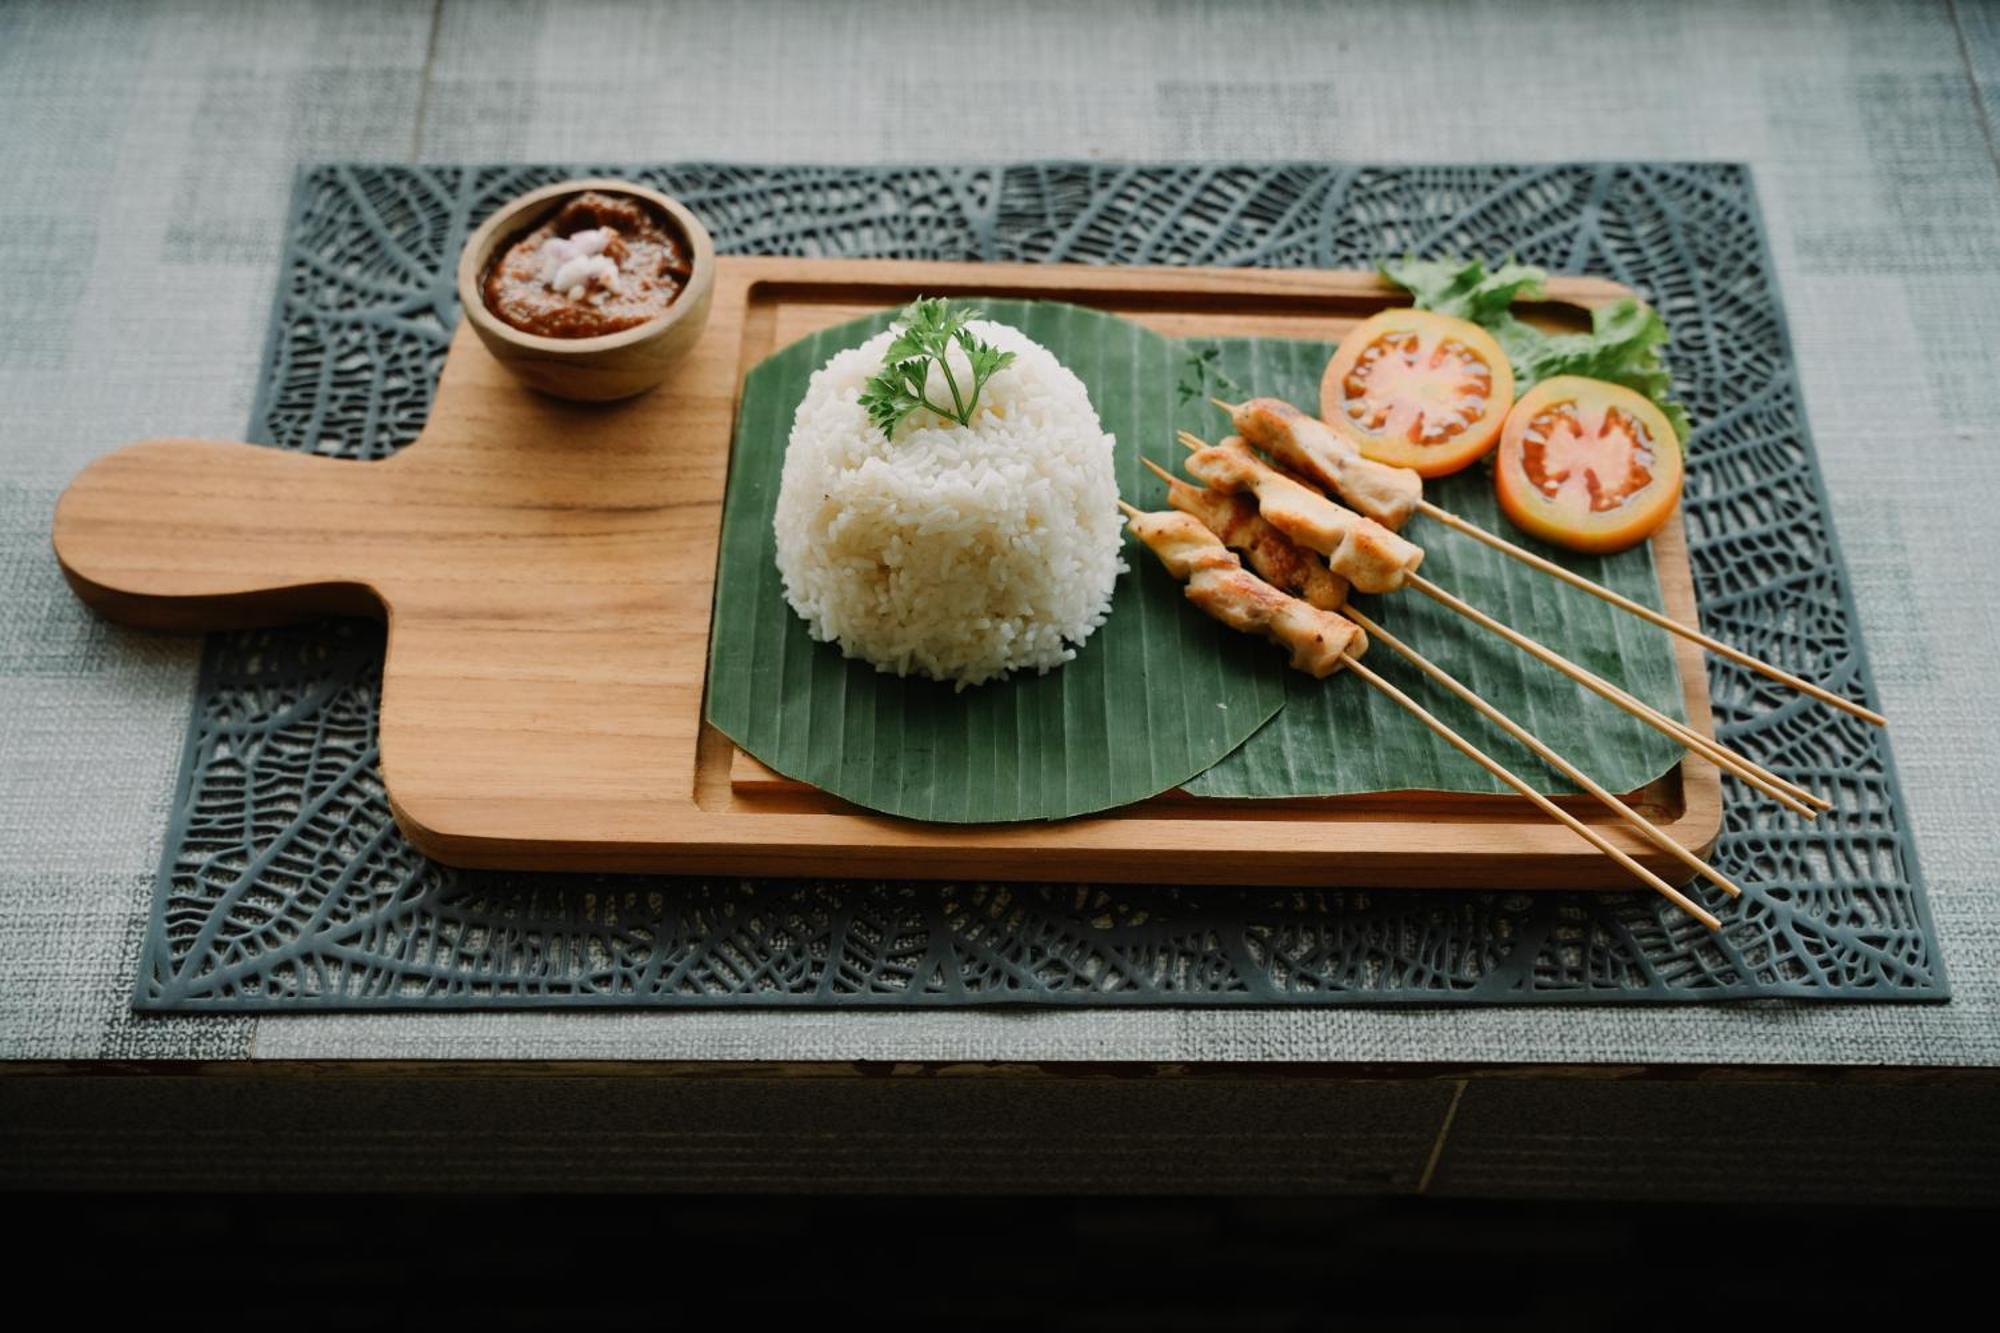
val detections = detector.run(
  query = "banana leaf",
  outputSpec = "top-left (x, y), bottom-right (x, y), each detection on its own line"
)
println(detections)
top-left (706, 301), bottom-right (1288, 822)
top-left (708, 302), bottom-right (1687, 823)
top-left (1175, 335), bottom-right (1686, 798)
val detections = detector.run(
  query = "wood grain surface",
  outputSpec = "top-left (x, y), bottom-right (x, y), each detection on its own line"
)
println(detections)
top-left (51, 258), bottom-right (1720, 887)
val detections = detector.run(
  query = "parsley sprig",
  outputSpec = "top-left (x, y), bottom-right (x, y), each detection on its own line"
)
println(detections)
top-left (858, 297), bottom-right (1017, 438)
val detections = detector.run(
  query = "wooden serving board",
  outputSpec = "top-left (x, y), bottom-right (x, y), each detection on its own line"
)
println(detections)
top-left (53, 258), bottom-right (1720, 888)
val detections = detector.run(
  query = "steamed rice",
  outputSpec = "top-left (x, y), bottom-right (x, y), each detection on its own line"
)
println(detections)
top-left (772, 319), bottom-right (1124, 688)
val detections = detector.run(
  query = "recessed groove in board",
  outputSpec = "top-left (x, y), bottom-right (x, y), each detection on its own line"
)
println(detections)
top-left (709, 303), bottom-right (1686, 821)
top-left (1177, 334), bottom-right (1686, 801)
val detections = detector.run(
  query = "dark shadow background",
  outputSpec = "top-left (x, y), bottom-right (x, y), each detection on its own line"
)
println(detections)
top-left (13, 1193), bottom-right (1989, 1327)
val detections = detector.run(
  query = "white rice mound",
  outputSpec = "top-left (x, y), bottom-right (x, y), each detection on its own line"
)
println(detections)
top-left (772, 319), bottom-right (1125, 688)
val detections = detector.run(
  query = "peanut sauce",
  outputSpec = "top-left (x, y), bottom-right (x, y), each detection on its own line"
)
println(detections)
top-left (482, 191), bottom-right (693, 339)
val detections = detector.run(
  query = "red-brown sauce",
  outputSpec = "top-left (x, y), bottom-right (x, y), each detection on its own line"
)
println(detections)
top-left (482, 191), bottom-right (693, 339)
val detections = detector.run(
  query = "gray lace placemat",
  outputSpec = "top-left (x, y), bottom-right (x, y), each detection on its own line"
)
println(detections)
top-left (133, 162), bottom-right (1943, 1010)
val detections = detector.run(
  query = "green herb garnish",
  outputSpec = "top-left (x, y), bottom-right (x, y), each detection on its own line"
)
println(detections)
top-left (858, 297), bottom-right (1018, 438)
top-left (1382, 255), bottom-right (1691, 442)
top-left (1178, 345), bottom-right (1244, 406)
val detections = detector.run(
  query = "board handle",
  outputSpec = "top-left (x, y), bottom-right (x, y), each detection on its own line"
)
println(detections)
top-left (53, 438), bottom-right (394, 631)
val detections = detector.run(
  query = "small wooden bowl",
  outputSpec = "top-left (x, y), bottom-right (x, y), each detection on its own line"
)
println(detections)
top-left (456, 178), bottom-right (716, 402)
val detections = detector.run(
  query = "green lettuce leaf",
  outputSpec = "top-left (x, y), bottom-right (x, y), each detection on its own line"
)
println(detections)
top-left (1380, 255), bottom-right (1690, 442)
top-left (1380, 255), bottom-right (1548, 325)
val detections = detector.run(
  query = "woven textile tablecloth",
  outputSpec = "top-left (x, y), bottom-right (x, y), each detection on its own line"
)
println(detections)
top-left (114, 160), bottom-right (1939, 1012)
top-left (2, 0), bottom-right (1994, 1065)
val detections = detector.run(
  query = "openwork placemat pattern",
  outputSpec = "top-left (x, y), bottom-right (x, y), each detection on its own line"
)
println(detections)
top-left (134, 162), bottom-right (1942, 1010)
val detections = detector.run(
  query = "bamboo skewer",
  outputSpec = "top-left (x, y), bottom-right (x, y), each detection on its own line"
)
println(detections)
top-left (1171, 429), bottom-right (1825, 815)
top-left (1150, 450), bottom-right (1754, 883)
top-left (1118, 495), bottom-right (1723, 928)
top-left (1339, 655), bottom-right (1723, 930)
top-left (1413, 499), bottom-right (1887, 728)
top-left (1406, 573), bottom-right (1827, 818)
top-left (1344, 606), bottom-right (1742, 901)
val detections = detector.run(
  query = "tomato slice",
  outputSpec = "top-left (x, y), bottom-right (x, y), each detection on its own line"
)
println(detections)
top-left (1494, 376), bottom-right (1684, 555)
top-left (1319, 309), bottom-right (1515, 478)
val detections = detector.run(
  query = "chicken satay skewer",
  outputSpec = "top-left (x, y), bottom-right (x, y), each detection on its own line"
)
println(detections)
top-left (1406, 572), bottom-right (1827, 818)
top-left (1114, 501), bottom-right (1366, 676)
top-left (1147, 469), bottom-right (1753, 893)
top-left (1118, 502), bottom-right (1721, 929)
top-left (1213, 397), bottom-right (1423, 528)
top-left (1344, 606), bottom-right (1743, 901)
top-left (1174, 432), bottom-right (1424, 593)
top-left (1137, 457), bottom-right (1348, 610)
top-left (1176, 430), bottom-right (1826, 817)
top-left (1214, 397), bottom-right (1886, 728)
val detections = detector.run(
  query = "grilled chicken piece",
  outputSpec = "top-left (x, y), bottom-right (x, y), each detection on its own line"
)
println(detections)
top-left (1181, 437), bottom-right (1424, 594)
top-left (1153, 471), bottom-right (1350, 611)
top-left (1227, 397), bottom-right (1424, 530)
top-left (1123, 508), bottom-right (1366, 678)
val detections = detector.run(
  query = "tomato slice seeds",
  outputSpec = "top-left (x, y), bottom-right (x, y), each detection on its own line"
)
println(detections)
top-left (1495, 376), bottom-right (1683, 554)
top-left (1519, 401), bottom-right (1658, 515)
top-left (1321, 310), bottom-right (1515, 477)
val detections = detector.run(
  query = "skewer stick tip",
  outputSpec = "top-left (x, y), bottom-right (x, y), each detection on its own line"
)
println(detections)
top-left (1115, 498), bottom-right (1146, 522)
top-left (1176, 429), bottom-right (1208, 454)
top-left (1209, 397), bottom-right (1244, 415)
top-left (1139, 456), bottom-right (1179, 486)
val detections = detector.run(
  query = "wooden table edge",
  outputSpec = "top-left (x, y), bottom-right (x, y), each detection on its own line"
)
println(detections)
top-left (3, 1059), bottom-right (1990, 1084)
